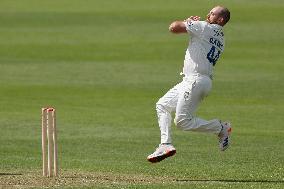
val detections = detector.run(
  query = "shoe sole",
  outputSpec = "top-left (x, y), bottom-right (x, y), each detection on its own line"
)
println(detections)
top-left (220, 136), bottom-right (229, 151)
top-left (147, 149), bottom-right (176, 163)
top-left (220, 125), bottom-right (232, 151)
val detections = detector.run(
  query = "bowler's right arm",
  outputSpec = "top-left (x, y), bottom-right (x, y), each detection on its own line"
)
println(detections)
top-left (169, 16), bottom-right (201, 34)
top-left (169, 21), bottom-right (187, 33)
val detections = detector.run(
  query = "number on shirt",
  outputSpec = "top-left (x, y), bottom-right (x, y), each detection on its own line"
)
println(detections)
top-left (207, 46), bottom-right (221, 66)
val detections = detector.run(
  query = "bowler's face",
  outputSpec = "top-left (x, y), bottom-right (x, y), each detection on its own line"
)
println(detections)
top-left (206, 6), bottom-right (222, 24)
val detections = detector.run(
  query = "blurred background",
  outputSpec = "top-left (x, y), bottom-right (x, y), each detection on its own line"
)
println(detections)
top-left (0, 0), bottom-right (283, 188)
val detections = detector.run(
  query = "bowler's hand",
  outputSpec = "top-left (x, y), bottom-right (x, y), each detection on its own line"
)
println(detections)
top-left (185, 16), bottom-right (201, 22)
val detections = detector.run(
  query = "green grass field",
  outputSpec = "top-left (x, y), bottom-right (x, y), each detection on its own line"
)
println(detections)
top-left (0, 0), bottom-right (283, 188)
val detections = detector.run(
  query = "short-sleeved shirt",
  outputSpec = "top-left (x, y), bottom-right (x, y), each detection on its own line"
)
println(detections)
top-left (182, 20), bottom-right (225, 78)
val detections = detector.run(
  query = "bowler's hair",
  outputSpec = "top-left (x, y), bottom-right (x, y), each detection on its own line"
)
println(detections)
top-left (219, 7), bottom-right (230, 25)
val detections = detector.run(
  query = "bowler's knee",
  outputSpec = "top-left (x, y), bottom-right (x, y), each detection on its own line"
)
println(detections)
top-left (174, 113), bottom-right (194, 130)
top-left (156, 102), bottom-right (168, 114)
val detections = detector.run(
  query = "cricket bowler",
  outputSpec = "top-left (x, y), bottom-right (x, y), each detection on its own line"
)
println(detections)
top-left (147, 6), bottom-right (232, 163)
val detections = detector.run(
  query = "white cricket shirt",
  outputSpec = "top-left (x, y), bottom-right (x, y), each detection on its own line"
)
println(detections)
top-left (183, 20), bottom-right (225, 79)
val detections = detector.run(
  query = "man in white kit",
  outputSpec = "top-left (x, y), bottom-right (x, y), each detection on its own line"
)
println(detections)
top-left (147, 6), bottom-right (231, 163)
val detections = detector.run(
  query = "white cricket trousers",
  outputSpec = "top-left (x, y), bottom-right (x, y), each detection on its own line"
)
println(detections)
top-left (156, 74), bottom-right (222, 144)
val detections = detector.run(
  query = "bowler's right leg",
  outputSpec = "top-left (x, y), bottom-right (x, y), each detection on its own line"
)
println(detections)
top-left (147, 82), bottom-right (181, 163)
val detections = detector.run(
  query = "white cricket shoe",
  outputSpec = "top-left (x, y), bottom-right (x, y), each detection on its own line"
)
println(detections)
top-left (218, 122), bottom-right (232, 151)
top-left (147, 144), bottom-right (176, 163)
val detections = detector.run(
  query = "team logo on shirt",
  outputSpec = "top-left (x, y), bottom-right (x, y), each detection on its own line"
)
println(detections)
top-left (187, 20), bottom-right (194, 27)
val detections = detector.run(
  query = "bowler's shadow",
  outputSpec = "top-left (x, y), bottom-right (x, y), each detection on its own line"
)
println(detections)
top-left (0, 173), bottom-right (22, 176)
top-left (176, 179), bottom-right (284, 184)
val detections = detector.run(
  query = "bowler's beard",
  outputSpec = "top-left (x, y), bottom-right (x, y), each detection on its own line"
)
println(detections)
top-left (207, 18), bottom-right (218, 24)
